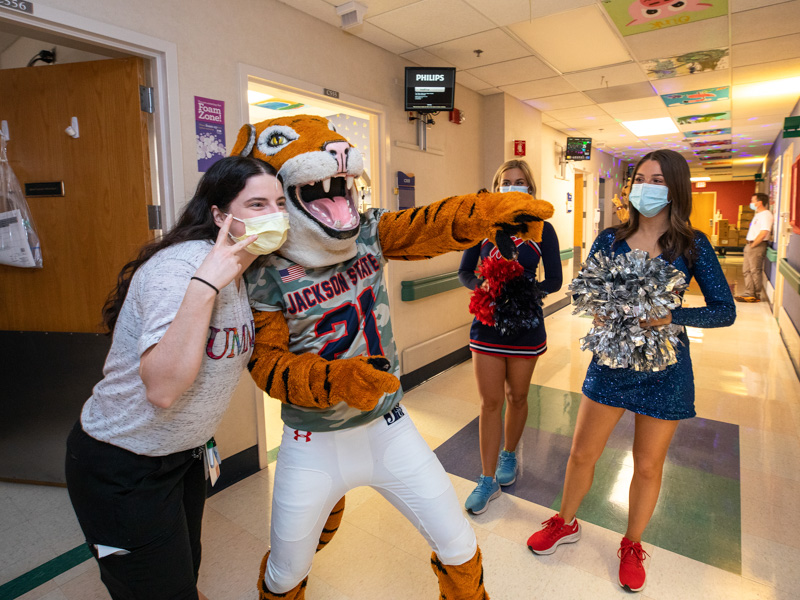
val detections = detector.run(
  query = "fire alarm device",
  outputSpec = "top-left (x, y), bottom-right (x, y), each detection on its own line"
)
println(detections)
top-left (514, 140), bottom-right (526, 156)
top-left (449, 109), bottom-right (464, 124)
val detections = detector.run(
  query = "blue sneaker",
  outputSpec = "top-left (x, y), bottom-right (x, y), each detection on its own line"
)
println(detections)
top-left (495, 450), bottom-right (517, 486)
top-left (464, 475), bottom-right (501, 514)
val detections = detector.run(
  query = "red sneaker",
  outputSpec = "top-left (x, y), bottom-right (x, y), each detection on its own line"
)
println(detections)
top-left (527, 514), bottom-right (581, 555)
top-left (618, 537), bottom-right (649, 592)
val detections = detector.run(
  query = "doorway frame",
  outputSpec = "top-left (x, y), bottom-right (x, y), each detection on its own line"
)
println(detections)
top-left (237, 64), bottom-right (389, 209)
top-left (0, 4), bottom-right (184, 228)
top-left (691, 190), bottom-right (717, 238)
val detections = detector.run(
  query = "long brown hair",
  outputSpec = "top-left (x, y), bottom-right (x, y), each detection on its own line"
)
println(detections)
top-left (614, 149), bottom-right (698, 266)
top-left (101, 156), bottom-right (276, 333)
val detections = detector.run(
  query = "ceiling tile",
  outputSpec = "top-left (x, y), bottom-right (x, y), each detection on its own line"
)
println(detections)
top-left (731, 57), bottom-right (800, 85)
top-left (545, 104), bottom-right (613, 121)
top-left (626, 17), bottom-right (729, 61)
top-left (455, 70), bottom-right (493, 91)
top-left (461, 0), bottom-right (534, 26)
top-left (424, 29), bottom-right (529, 70)
top-left (282, 0), bottom-right (342, 27)
top-left (524, 92), bottom-right (594, 111)
top-left (558, 115), bottom-right (621, 130)
top-left (563, 62), bottom-right (648, 91)
top-left (731, 0), bottom-right (788, 12)
top-left (499, 77), bottom-right (578, 100)
top-left (508, 5), bottom-right (631, 73)
top-left (400, 49), bottom-right (455, 68)
top-left (584, 81), bottom-right (657, 104)
top-left (466, 55), bottom-right (558, 86)
top-left (667, 99), bottom-right (732, 117)
top-left (651, 70), bottom-right (731, 95)
top-left (366, 0), bottom-right (494, 47)
top-left (731, 0), bottom-right (800, 44)
top-left (731, 34), bottom-right (800, 68)
top-left (318, 0), bottom-right (421, 17)
top-left (613, 108), bottom-right (673, 122)
top-left (354, 22), bottom-right (417, 54)
top-left (599, 96), bottom-right (667, 116)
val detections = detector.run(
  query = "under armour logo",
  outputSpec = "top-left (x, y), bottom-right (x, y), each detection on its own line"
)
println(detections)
top-left (293, 430), bottom-right (312, 442)
top-left (383, 404), bottom-right (405, 425)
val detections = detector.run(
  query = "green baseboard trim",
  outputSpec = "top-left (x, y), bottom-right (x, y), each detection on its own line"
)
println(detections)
top-left (766, 247), bottom-right (778, 262)
top-left (401, 271), bottom-right (462, 301)
top-left (560, 248), bottom-right (574, 261)
top-left (779, 258), bottom-right (800, 295)
top-left (0, 544), bottom-right (92, 600)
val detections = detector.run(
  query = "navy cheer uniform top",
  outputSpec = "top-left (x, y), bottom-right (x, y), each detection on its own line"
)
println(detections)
top-left (459, 221), bottom-right (562, 358)
top-left (582, 228), bottom-right (736, 420)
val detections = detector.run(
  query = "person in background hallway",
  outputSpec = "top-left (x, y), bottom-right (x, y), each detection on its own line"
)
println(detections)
top-left (526, 149), bottom-right (735, 593)
top-left (65, 156), bottom-right (288, 600)
top-left (735, 192), bottom-right (773, 303)
top-left (458, 159), bottom-right (562, 515)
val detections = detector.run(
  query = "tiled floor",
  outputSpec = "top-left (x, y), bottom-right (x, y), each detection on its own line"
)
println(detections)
top-left (2, 254), bottom-right (800, 600)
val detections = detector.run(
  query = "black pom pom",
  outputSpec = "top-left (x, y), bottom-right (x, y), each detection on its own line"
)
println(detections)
top-left (493, 275), bottom-right (546, 337)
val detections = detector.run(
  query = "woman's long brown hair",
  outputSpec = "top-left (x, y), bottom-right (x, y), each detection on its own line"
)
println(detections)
top-left (101, 156), bottom-right (275, 333)
top-left (614, 149), bottom-right (698, 266)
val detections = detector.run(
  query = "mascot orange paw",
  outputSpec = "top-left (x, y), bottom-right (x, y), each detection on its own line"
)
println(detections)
top-left (478, 191), bottom-right (554, 259)
top-left (327, 356), bottom-right (400, 411)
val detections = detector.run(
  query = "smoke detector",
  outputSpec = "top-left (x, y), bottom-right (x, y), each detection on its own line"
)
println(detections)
top-left (336, 1), bottom-right (367, 30)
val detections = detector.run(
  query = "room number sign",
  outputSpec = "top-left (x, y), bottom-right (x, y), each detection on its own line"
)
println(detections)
top-left (0, 0), bottom-right (33, 14)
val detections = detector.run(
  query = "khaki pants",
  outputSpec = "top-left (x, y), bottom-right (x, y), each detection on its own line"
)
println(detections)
top-left (742, 241), bottom-right (768, 297)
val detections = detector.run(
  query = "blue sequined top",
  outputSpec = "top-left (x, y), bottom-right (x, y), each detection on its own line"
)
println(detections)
top-left (582, 228), bottom-right (736, 420)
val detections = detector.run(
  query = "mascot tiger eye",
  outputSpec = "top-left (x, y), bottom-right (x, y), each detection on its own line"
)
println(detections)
top-left (234, 115), bottom-right (554, 600)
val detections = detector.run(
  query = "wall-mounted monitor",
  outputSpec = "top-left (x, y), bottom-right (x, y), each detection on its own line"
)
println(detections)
top-left (566, 137), bottom-right (592, 161)
top-left (405, 67), bottom-right (456, 113)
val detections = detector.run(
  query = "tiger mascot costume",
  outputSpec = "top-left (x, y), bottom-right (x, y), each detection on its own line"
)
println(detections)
top-left (233, 115), bottom-right (553, 599)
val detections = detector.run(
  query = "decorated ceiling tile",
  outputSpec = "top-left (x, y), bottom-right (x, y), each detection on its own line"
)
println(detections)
top-left (661, 86), bottom-right (729, 106)
top-left (642, 48), bottom-right (729, 80)
top-left (676, 111), bottom-right (730, 125)
top-left (690, 138), bottom-right (732, 147)
top-left (602, 0), bottom-right (728, 36)
top-left (685, 127), bottom-right (732, 137)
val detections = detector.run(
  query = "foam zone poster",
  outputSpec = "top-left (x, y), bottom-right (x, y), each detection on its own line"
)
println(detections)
top-left (195, 96), bottom-right (226, 172)
top-left (602, 0), bottom-right (728, 36)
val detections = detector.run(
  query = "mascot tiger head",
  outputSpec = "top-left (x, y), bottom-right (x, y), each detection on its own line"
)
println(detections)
top-left (231, 115), bottom-right (364, 267)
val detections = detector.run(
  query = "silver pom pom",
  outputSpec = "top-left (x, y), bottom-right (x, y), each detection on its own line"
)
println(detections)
top-left (569, 249), bottom-right (688, 372)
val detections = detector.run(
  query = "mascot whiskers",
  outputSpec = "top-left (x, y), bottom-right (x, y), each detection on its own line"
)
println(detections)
top-left (235, 115), bottom-right (554, 599)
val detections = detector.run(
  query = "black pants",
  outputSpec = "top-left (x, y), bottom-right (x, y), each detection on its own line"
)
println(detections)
top-left (65, 423), bottom-right (206, 600)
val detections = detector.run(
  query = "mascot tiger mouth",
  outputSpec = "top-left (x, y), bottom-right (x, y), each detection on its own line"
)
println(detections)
top-left (289, 173), bottom-right (360, 237)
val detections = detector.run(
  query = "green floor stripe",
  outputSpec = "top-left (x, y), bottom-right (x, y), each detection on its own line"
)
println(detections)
top-left (267, 445), bottom-right (280, 464)
top-left (0, 544), bottom-right (92, 600)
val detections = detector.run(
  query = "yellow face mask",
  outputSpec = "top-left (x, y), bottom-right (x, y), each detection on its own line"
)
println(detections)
top-left (227, 212), bottom-right (290, 255)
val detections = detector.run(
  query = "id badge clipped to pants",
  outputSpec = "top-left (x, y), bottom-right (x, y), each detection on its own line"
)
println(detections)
top-left (205, 438), bottom-right (221, 486)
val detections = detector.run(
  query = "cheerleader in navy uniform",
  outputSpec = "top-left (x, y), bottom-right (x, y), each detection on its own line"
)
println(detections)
top-left (459, 159), bottom-right (562, 515)
top-left (526, 149), bottom-right (735, 593)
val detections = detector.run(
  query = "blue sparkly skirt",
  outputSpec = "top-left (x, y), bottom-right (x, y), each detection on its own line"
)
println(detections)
top-left (581, 330), bottom-right (694, 420)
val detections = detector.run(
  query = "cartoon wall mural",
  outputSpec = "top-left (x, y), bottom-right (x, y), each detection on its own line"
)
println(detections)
top-left (642, 48), bottom-right (729, 80)
top-left (661, 86), bottom-right (729, 106)
top-left (602, 0), bottom-right (728, 36)
top-left (676, 111), bottom-right (730, 126)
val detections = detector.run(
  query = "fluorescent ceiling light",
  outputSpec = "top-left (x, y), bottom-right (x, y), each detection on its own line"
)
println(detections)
top-left (734, 76), bottom-right (800, 99)
top-left (621, 117), bottom-right (679, 136)
top-left (690, 177), bottom-right (711, 182)
top-left (732, 156), bottom-right (767, 165)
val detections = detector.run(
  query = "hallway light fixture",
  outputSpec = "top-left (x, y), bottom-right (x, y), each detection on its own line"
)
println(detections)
top-left (621, 117), bottom-right (678, 137)
top-left (690, 176), bottom-right (711, 182)
top-left (734, 76), bottom-right (800, 99)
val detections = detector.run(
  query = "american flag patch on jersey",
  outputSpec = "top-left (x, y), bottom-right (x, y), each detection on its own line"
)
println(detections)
top-left (279, 265), bottom-right (306, 282)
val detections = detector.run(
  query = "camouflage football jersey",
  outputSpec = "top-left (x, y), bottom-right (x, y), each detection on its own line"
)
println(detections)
top-left (247, 209), bottom-right (401, 432)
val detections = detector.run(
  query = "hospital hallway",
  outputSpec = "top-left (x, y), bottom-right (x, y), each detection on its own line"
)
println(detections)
top-left (1, 254), bottom-right (798, 600)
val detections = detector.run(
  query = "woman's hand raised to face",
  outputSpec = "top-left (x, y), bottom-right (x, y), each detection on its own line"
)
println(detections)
top-left (193, 214), bottom-right (259, 291)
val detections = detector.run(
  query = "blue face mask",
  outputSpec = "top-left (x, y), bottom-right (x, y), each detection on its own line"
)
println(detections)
top-left (749, 202), bottom-right (756, 210)
top-left (499, 185), bottom-right (530, 194)
top-left (629, 183), bottom-right (670, 218)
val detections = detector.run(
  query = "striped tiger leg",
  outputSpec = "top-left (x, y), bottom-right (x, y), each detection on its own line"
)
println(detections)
top-left (316, 496), bottom-right (345, 552)
top-left (431, 547), bottom-right (489, 600)
top-left (258, 551), bottom-right (307, 600)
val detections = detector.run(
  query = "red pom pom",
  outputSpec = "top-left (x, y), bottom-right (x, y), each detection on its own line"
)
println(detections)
top-left (468, 257), bottom-right (524, 325)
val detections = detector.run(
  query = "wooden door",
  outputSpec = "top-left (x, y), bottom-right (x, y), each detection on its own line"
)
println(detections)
top-left (691, 192), bottom-right (715, 237)
top-left (0, 57), bottom-right (152, 333)
top-left (573, 173), bottom-right (584, 248)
